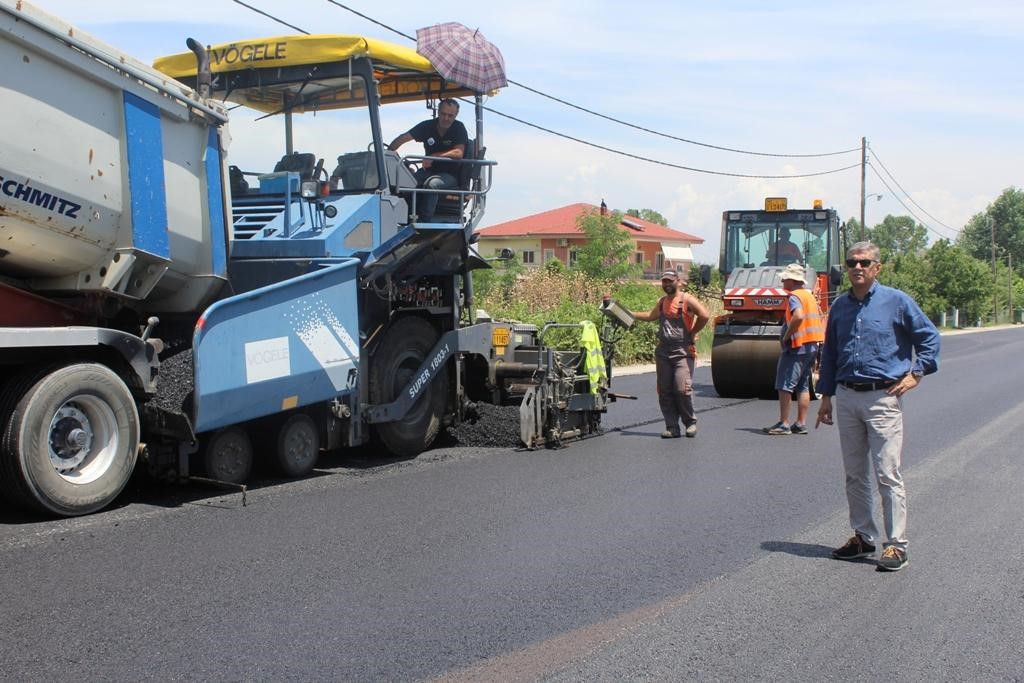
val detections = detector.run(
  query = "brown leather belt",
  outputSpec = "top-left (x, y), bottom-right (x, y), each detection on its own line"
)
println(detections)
top-left (840, 380), bottom-right (896, 392)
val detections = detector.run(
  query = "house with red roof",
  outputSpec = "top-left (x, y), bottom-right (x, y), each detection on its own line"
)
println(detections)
top-left (475, 202), bottom-right (705, 277)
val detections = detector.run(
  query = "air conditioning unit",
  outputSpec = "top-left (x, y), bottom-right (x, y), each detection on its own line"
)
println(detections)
top-left (557, 238), bottom-right (569, 247)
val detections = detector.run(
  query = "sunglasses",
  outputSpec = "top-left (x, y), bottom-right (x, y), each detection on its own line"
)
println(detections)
top-left (845, 258), bottom-right (877, 268)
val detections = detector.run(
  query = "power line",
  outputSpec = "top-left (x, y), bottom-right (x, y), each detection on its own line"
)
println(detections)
top-left (481, 103), bottom-right (862, 179)
top-left (321, 1), bottom-right (860, 159)
top-left (867, 163), bottom-right (956, 241)
top-left (868, 145), bottom-right (961, 235)
top-left (232, 0), bottom-right (308, 34)
top-left (227, 0), bottom-right (861, 179)
top-left (323, 0), bottom-right (413, 40)
top-left (505, 81), bottom-right (860, 159)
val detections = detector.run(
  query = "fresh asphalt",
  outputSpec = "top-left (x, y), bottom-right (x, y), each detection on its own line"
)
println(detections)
top-left (0, 326), bottom-right (1021, 681)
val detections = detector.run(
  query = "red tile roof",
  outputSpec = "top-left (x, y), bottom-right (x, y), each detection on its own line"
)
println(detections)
top-left (477, 203), bottom-right (704, 243)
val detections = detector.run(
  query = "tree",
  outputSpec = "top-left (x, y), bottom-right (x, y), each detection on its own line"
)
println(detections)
top-left (876, 252), bottom-right (942, 317)
top-left (843, 217), bottom-right (865, 244)
top-left (957, 187), bottom-right (1024, 278)
top-left (924, 240), bottom-right (991, 323)
top-left (868, 215), bottom-right (928, 260)
top-left (625, 208), bottom-right (668, 226)
top-left (573, 209), bottom-right (641, 281)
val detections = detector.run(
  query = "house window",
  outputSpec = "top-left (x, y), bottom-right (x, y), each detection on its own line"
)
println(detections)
top-left (543, 249), bottom-right (555, 263)
top-left (569, 250), bottom-right (579, 266)
top-left (655, 253), bottom-right (665, 272)
top-left (635, 251), bottom-right (644, 265)
top-left (522, 250), bottom-right (536, 264)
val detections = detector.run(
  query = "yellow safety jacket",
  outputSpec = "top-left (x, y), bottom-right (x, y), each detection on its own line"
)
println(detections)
top-left (786, 288), bottom-right (825, 348)
top-left (580, 320), bottom-right (607, 394)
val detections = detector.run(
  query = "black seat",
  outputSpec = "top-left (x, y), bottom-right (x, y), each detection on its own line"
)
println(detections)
top-left (228, 165), bottom-right (249, 196)
top-left (434, 140), bottom-right (483, 219)
top-left (273, 152), bottom-right (317, 181)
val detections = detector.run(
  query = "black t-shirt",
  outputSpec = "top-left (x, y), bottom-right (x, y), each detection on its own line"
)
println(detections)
top-left (408, 118), bottom-right (469, 176)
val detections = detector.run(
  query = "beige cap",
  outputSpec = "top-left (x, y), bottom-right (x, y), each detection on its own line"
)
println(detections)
top-left (778, 263), bottom-right (808, 283)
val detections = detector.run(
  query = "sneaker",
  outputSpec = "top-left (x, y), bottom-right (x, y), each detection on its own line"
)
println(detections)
top-left (831, 534), bottom-right (876, 560)
top-left (790, 423), bottom-right (808, 435)
top-left (661, 430), bottom-right (681, 439)
top-left (684, 424), bottom-right (697, 438)
top-left (877, 546), bottom-right (908, 572)
top-left (763, 422), bottom-right (791, 435)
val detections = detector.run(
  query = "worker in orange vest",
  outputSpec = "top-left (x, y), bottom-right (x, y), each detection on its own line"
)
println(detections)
top-left (763, 262), bottom-right (825, 435)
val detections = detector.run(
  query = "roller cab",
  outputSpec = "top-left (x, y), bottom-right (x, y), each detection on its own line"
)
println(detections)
top-left (711, 198), bottom-right (845, 398)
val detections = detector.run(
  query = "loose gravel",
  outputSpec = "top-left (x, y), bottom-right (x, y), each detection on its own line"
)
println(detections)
top-left (444, 403), bottom-right (523, 448)
top-left (149, 346), bottom-right (194, 416)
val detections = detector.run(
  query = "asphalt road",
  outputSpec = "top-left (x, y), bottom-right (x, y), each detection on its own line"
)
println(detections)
top-left (1, 327), bottom-right (1022, 681)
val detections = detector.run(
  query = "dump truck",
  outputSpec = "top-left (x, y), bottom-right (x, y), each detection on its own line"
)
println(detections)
top-left (710, 198), bottom-right (845, 398)
top-left (0, 2), bottom-right (623, 517)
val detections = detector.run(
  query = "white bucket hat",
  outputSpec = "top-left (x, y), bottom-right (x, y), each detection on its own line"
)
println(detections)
top-left (778, 263), bottom-right (808, 283)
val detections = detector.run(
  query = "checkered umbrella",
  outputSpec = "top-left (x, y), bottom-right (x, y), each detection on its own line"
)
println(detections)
top-left (416, 22), bottom-right (507, 93)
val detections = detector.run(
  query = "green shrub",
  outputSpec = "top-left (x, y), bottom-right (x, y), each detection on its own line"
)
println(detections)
top-left (472, 268), bottom-right (721, 366)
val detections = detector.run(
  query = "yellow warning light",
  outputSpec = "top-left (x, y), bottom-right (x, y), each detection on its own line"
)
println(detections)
top-left (813, 199), bottom-right (823, 209)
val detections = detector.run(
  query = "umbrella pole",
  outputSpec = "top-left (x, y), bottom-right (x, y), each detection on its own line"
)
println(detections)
top-left (474, 94), bottom-right (483, 157)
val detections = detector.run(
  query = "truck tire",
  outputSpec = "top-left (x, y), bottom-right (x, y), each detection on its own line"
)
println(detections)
top-left (201, 426), bottom-right (253, 484)
top-left (275, 413), bottom-right (320, 477)
top-left (0, 363), bottom-right (139, 517)
top-left (369, 316), bottom-right (448, 457)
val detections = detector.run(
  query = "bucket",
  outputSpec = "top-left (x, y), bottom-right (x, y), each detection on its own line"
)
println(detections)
top-left (601, 297), bottom-right (636, 329)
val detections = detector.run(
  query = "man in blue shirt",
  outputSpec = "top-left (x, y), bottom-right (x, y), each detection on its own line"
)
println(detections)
top-left (816, 241), bottom-right (940, 571)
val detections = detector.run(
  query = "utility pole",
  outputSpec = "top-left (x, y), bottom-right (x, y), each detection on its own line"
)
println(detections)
top-left (859, 137), bottom-right (867, 241)
top-left (1010, 253), bottom-right (1014, 324)
top-left (990, 216), bottom-right (997, 324)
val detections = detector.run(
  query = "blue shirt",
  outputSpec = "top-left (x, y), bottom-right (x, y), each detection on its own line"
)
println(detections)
top-left (818, 282), bottom-right (940, 395)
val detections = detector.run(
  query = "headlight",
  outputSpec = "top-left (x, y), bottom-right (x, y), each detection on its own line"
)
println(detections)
top-left (300, 180), bottom-right (318, 198)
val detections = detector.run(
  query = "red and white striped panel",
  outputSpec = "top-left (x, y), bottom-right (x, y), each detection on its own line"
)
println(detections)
top-left (724, 287), bottom-right (788, 297)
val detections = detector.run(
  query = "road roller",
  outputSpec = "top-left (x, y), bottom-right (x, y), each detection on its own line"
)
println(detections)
top-left (711, 198), bottom-right (846, 398)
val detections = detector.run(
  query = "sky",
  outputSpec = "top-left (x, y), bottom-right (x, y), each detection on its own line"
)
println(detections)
top-left (20, 0), bottom-right (1024, 263)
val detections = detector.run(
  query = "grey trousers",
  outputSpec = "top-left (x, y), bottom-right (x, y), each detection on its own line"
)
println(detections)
top-left (836, 385), bottom-right (908, 551)
top-left (655, 347), bottom-right (695, 431)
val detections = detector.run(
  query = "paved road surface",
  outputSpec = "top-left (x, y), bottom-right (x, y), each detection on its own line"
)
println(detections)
top-left (1, 327), bottom-right (1021, 681)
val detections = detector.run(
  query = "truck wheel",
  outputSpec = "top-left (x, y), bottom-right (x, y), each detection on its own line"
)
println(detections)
top-left (275, 413), bottom-right (319, 477)
top-left (202, 426), bottom-right (253, 484)
top-left (0, 363), bottom-right (139, 517)
top-left (369, 316), bottom-right (448, 457)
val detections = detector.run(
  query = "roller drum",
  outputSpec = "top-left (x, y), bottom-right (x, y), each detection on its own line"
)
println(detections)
top-left (711, 334), bottom-right (781, 399)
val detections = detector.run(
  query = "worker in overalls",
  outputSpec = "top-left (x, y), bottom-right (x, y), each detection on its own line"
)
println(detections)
top-left (628, 270), bottom-right (711, 438)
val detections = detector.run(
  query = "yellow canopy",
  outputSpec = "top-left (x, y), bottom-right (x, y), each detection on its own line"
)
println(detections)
top-left (153, 34), bottom-right (477, 113)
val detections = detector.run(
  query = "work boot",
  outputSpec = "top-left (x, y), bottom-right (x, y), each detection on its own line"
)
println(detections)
top-left (831, 534), bottom-right (876, 560)
top-left (877, 546), bottom-right (909, 572)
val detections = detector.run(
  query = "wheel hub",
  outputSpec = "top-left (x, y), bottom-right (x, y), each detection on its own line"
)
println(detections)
top-left (48, 404), bottom-right (93, 472)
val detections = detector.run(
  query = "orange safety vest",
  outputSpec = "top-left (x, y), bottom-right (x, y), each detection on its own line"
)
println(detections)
top-left (786, 288), bottom-right (825, 348)
top-left (660, 293), bottom-right (695, 331)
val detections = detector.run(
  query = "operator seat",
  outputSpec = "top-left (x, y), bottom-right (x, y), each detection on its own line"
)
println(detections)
top-left (433, 139), bottom-right (483, 221)
top-left (273, 152), bottom-right (317, 180)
